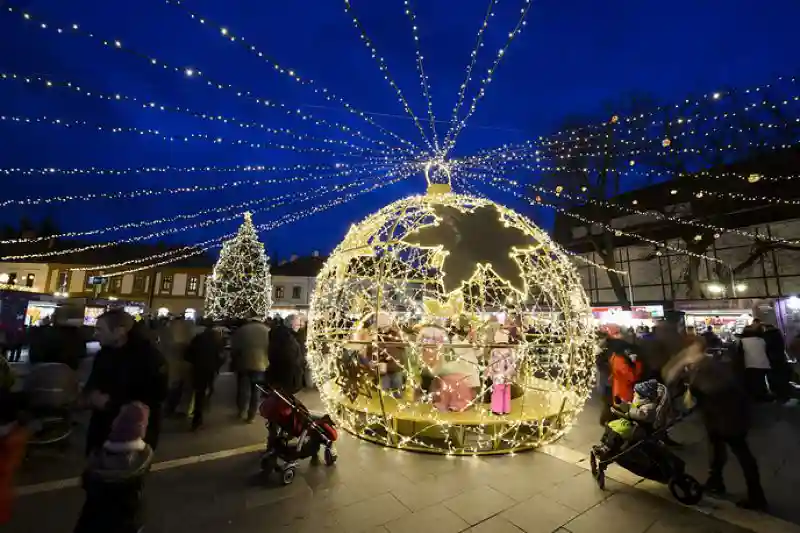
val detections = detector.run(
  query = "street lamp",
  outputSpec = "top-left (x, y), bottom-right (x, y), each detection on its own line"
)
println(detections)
top-left (735, 283), bottom-right (748, 293)
top-left (707, 283), bottom-right (724, 294)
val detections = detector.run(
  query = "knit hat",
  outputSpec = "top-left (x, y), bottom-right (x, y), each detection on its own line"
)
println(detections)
top-left (107, 402), bottom-right (150, 445)
top-left (634, 379), bottom-right (660, 401)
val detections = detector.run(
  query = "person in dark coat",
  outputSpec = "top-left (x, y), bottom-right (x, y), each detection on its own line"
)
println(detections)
top-left (73, 402), bottom-right (153, 533)
top-left (664, 340), bottom-right (767, 510)
top-left (266, 315), bottom-right (305, 395)
top-left (82, 310), bottom-right (168, 455)
top-left (761, 324), bottom-right (792, 403)
top-left (184, 325), bottom-right (225, 430)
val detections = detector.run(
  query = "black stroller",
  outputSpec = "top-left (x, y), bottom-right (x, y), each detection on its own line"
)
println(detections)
top-left (589, 391), bottom-right (703, 505)
top-left (256, 384), bottom-right (338, 485)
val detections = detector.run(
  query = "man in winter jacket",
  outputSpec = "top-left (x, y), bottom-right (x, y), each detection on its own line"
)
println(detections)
top-left (82, 310), bottom-right (168, 455)
top-left (266, 315), bottom-right (305, 396)
top-left (231, 319), bottom-right (270, 422)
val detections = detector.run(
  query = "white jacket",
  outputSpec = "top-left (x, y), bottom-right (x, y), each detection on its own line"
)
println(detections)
top-left (741, 336), bottom-right (771, 369)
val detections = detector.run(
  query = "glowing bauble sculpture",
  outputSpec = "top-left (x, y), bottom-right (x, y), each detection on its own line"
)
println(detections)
top-left (307, 188), bottom-right (596, 455)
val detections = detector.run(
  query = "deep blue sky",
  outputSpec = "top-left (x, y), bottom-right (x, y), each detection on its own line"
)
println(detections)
top-left (2, 0), bottom-right (799, 261)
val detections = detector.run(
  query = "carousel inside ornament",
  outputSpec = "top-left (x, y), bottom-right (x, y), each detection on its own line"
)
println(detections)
top-left (306, 177), bottom-right (596, 455)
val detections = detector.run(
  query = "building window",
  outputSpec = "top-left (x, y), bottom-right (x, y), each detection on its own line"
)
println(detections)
top-left (57, 271), bottom-right (68, 290)
top-left (292, 286), bottom-right (302, 300)
top-left (132, 274), bottom-right (146, 293)
top-left (85, 272), bottom-right (98, 289)
top-left (109, 277), bottom-right (122, 294)
top-left (275, 286), bottom-right (285, 299)
top-left (187, 275), bottom-right (200, 294)
top-left (160, 274), bottom-right (173, 293)
top-left (6, 273), bottom-right (17, 285)
top-left (25, 273), bottom-right (35, 288)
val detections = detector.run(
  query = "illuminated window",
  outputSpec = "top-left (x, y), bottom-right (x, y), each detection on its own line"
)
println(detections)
top-left (25, 273), bottom-right (35, 288)
top-left (160, 274), bottom-right (173, 293)
top-left (57, 271), bottom-right (68, 290)
top-left (187, 275), bottom-right (200, 294)
top-left (275, 286), bottom-right (285, 299)
top-left (109, 277), bottom-right (122, 294)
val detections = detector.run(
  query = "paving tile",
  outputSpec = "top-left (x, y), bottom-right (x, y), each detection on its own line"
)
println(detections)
top-left (331, 492), bottom-right (410, 532)
top-left (540, 471), bottom-right (620, 513)
top-left (501, 493), bottom-right (579, 533)
top-left (384, 503), bottom-right (469, 533)
top-left (563, 492), bottom-right (668, 533)
top-left (466, 516), bottom-right (525, 533)
top-left (389, 472), bottom-right (469, 511)
top-left (443, 485), bottom-right (517, 525)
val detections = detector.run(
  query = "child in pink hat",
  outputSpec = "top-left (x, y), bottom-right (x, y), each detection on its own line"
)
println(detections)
top-left (74, 402), bottom-right (154, 533)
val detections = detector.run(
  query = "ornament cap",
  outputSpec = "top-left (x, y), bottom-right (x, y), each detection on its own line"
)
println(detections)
top-left (243, 211), bottom-right (252, 221)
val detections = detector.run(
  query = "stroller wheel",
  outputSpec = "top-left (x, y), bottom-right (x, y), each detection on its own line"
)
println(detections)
top-left (590, 451), bottom-right (606, 490)
top-left (281, 466), bottom-right (296, 485)
top-left (668, 474), bottom-right (703, 505)
top-left (324, 448), bottom-right (337, 467)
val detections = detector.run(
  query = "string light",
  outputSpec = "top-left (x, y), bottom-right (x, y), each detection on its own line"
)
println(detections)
top-left (443, 0), bottom-right (498, 152)
top-left (7, 6), bottom-right (409, 157)
top-left (443, 0), bottom-right (532, 155)
top-left (519, 173), bottom-right (800, 246)
top-left (0, 161), bottom-right (383, 208)
top-left (343, 0), bottom-right (435, 152)
top-left (0, 161), bottom-right (352, 178)
top-left (0, 113), bottom-right (376, 157)
top-left (165, 0), bottom-right (421, 155)
top-left (467, 169), bottom-right (730, 265)
top-left (5, 166), bottom-right (405, 262)
top-left (205, 212), bottom-right (273, 321)
top-left (454, 175), bottom-right (631, 276)
top-left (402, 0), bottom-right (439, 152)
top-left (0, 73), bottom-right (394, 157)
top-left (0, 166), bottom-right (376, 243)
top-left (98, 170), bottom-right (414, 276)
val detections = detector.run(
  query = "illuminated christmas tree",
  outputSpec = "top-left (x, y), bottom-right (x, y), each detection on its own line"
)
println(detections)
top-left (205, 212), bottom-right (272, 321)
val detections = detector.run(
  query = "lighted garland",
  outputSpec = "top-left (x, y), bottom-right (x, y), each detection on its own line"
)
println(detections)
top-left (307, 184), bottom-right (596, 455)
top-left (204, 212), bottom-right (272, 321)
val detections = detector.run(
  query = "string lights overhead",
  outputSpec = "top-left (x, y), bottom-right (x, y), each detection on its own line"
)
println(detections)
top-left (7, 5), bottom-right (410, 158)
top-left (402, 0), bottom-right (439, 152)
top-left (343, 0), bottom-right (435, 152)
top-left (165, 0), bottom-right (422, 156)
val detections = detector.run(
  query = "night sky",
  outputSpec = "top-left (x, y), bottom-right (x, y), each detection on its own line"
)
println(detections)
top-left (2, 0), bottom-right (799, 261)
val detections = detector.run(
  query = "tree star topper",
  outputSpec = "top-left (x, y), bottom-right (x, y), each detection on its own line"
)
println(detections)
top-left (404, 204), bottom-right (541, 294)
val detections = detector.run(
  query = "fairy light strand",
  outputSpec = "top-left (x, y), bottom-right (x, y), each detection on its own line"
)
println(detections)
top-left (343, 0), bottom-right (435, 153)
top-left (165, 0), bottom-right (421, 156)
top-left (402, 0), bottom-right (439, 152)
top-left (7, 6), bottom-right (408, 157)
top-left (443, 0), bottom-right (532, 155)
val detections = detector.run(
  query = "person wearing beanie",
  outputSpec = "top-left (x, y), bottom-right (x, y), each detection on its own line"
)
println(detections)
top-left (73, 402), bottom-right (154, 533)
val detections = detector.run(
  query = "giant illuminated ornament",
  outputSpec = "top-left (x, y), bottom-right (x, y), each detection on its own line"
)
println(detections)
top-left (307, 166), bottom-right (596, 455)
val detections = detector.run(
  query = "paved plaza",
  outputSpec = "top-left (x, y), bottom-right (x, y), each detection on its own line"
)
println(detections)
top-left (7, 371), bottom-right (800, 533)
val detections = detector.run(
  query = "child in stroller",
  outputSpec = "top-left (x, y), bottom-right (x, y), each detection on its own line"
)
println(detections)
top-left (256, 384), bottom-right (338, 485)
top-left (590, 379), bottom-right (704, 505)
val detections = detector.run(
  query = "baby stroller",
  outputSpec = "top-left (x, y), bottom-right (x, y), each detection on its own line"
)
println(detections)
top-left (589, 392), bottom-right (703, 505)
top-left (256, 384), bottom-right (338, 485)
top-left (24, 363), bottom-right (79, 448)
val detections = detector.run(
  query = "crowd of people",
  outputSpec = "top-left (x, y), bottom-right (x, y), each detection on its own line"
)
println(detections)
top-left (596, 317), bottom-right (798, 512)
top-left (0, 308), bottom-right (310, 531)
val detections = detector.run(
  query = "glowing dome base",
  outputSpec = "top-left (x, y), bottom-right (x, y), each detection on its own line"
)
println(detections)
top-left (307, 190), bottom-right (596, 456)
top-left (326, 379), bottom-right (582, 455)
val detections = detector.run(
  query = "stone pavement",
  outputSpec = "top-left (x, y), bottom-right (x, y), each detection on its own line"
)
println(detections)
top-left (10, 428), bottom-right (753, 533)
top-left (9, 373), bottom-right (800, 533)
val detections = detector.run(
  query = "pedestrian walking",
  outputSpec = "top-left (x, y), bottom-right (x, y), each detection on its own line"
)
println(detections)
top-left (82, 309), bottom-right (168, 455)
top-left (664, 340), bottom-right (768, 510)
top-left (737, 326), bottom-right (772, 401)
top-left (185, 323), bottom-right (225, 431)
top-left (160, 319), bottom-right (194, 416)
top-left (230, 318), bottom-right (270, 422)
top-left (73, 402), bottom-right (154, 533)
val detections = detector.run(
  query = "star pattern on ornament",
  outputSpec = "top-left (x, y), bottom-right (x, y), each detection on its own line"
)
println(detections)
top-left (404, 205), bottom-right (540, 294)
